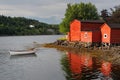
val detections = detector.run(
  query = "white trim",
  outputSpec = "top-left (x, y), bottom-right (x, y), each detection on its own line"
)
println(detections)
top-left (84, 32), bottom-right (88, 38)
top-left (104, 34), bottom-right (107, 38)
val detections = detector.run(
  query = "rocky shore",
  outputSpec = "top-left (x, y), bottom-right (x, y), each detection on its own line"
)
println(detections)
top-left (43, 40), bottom-right (120, 65)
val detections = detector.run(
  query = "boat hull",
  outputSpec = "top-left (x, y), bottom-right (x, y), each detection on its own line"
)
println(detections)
top-left (9, 50), bottom-right (35, 55)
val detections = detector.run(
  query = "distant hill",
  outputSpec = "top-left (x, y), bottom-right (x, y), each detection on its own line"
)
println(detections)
top-left (0, 15), bottom-right (60, 36)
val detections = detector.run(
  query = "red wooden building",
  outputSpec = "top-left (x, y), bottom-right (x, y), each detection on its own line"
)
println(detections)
top-left (101, 23), bottom-right (120, 45)
top-left (70, 20), bottom-right (81, 41)
top-left (68, 19), bottom-right (104, 42)
top-left (68, 19), bottom-right (120, 46)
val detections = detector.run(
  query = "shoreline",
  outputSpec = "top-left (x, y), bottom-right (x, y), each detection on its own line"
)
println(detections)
top-left (42, 40), bottom-right (120, 65)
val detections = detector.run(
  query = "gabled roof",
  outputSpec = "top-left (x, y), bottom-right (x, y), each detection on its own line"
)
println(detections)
top-left (71, 19), bottom-right (105, 24)
top-left (107, 23), bottom-right (120, 29)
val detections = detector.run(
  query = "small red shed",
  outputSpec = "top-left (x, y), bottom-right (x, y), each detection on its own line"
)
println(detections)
top-left (101, 23), bottom-right (120, 44)
top-left (69, 19), bottom-right (104, 43)
top-left (70, 19), bottom-right (81, 41)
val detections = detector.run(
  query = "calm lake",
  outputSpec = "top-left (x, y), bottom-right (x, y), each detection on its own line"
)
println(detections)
top-left (0, 35), bottom-right (120, 80)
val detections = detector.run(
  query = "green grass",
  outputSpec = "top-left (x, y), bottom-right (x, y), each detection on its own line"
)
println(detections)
top-left (58, 36), bottom-right (67, 40)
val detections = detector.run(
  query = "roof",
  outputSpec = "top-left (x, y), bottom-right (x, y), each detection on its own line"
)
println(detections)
top-left (107, 23), bottom-right (120, 29)
top-left (71, 19), bottom-right (105, 24)
top-left (81, 20), bottom-right (105, 23)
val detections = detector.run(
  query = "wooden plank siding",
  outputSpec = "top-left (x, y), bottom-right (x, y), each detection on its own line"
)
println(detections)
top-left (81, 23), bottom-right (102, 31)
top-left (68, 19), bottom-right (120, 44)
top-left (101, 23), bottom-right (111, 43)
top-left (81, 31), bottom-right (101, 43)
top-left (92, 31), bottom-right (101, 42)
top-left (70, 20), bottom-right (81, 41)
top-left (81, 31), bottom-right (92, 43)
top-left (111, 29), bottom-right (120, 43)
top-left (101, 23), bottom-right (120, 44)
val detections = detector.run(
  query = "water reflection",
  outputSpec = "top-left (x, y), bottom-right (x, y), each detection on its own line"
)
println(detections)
top-left (61, 52), bottom-right (120, 80)
top-left (101, 61), bottom-right (111, 77)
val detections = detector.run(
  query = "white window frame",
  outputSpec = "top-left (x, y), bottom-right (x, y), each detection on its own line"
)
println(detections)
top-left (104, 34), bottom-right (107, 38)
top-left (84, 32), bottom-right (88, 38)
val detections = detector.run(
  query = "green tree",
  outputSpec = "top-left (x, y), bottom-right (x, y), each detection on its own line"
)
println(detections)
top-left (59, 2), bottom-right (99, 34)
top-left (0, 15), bottom-right (60, 36)
top-left (101, 9), bottom-right (110, 22)
top-left (110, 5), bottom-right (120, 23)
top-left (101, 5), bottom-right (120, 23)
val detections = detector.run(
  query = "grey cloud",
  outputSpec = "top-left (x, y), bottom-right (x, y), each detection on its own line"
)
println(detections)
top-left (0, 0), bottom-right (65, 6)
top-left (0, 8), bottom-right (13, 11)
top-left (34, 16), bottom-right (61, 24)
top-left (0, 0), bottom-right (120, 24)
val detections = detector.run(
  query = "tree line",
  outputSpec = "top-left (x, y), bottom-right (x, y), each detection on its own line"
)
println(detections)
top-left (0, 15), bottom-right (60, 36)
top-left (60, 2), bottom-right (120, 34)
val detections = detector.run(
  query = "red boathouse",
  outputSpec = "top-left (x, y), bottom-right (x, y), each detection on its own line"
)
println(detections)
top-left (68, 19), bottom-right (120, 46)
top-left (101, 23), bottom-right (120, 46)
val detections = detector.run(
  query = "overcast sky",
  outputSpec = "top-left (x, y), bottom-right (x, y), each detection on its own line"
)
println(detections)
top-left (0, 0), bottom-right (120, 24)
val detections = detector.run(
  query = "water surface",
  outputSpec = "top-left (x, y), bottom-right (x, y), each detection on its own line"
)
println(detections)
top-left (0, 35), bottom-right (120, 80)
top-left (0, 35), bottom-right (66, 80)
top-left (61, 52), bottom-right (120, 80)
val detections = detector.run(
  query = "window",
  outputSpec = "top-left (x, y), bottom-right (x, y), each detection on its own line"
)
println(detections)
top-left (104, 34), bottom-right (107, 38)
top-left (84, 32), bottom-right (88, 38)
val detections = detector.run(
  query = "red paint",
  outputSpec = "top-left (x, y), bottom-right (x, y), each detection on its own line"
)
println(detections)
top-left (101, 23), bottom-right (120, 43)
top-left (111, 29), bottom-right (120, 43)
top-left (81, 31), bottom-right (101, 43)
top-left (68, 19), bottom-right (120, 43)
top-left (81, 22), bottom-right (102, 31)
top-left (92, 31), bottom-right (101, 42)
top-left (81, 31), bottom-right (92, 42)
top-left (69, 19), bottom-right (103, 43)
top-left (101, 23), bottom-right (111, 43)
top-left (70, 19), bottom-right (81, 41)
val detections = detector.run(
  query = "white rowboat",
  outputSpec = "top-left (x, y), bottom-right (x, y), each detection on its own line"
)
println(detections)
top-left (9, 50), bottom-right (35, 55)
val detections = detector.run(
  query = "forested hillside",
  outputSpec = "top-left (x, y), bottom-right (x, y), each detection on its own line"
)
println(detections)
top-left (0, 15), bottom-right (60, 36)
